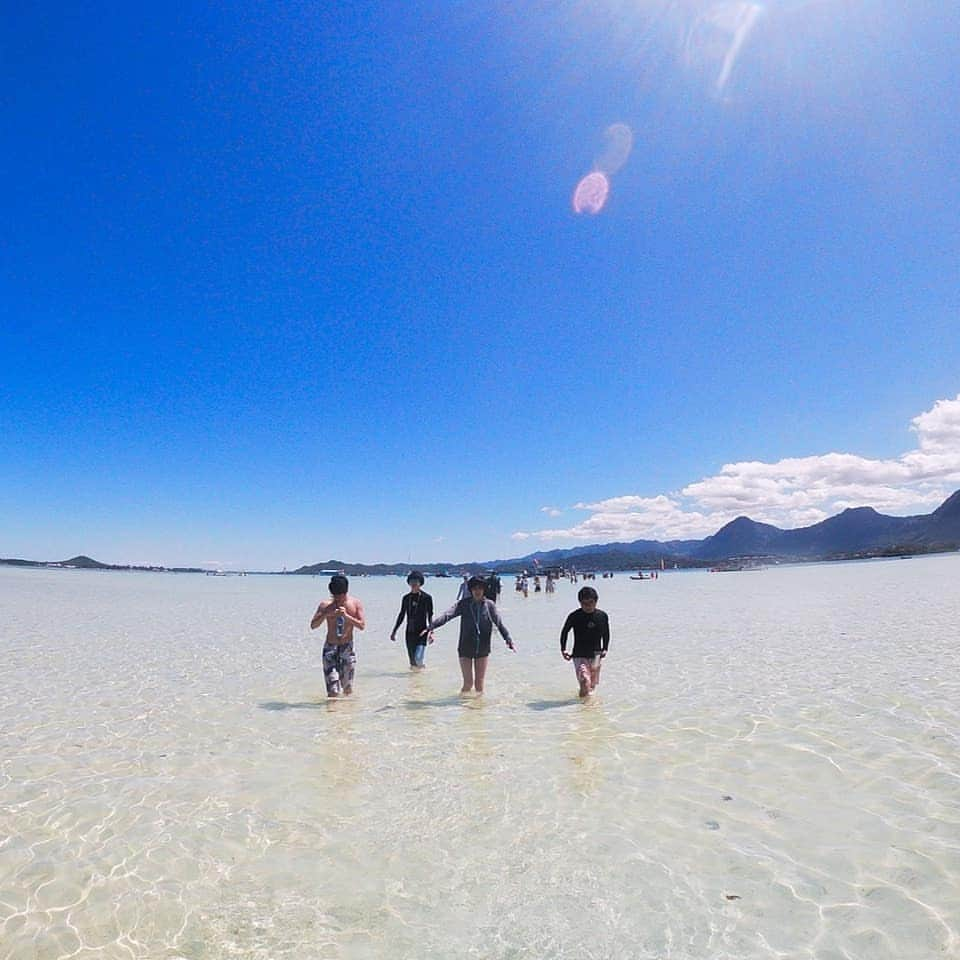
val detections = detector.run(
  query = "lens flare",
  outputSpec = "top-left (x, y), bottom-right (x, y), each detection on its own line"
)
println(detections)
top-left (572, 172), bottom-right (610, 215)
top-left (597, 123), bottom-right (634, 175)
top-left (685, 1), bottom-right (764, 97)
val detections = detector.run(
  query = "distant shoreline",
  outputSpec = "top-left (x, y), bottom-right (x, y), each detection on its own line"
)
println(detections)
top-left (5, 491), bottom-right (958, 576)
top-left (3, 541), bottom-right (957, 579)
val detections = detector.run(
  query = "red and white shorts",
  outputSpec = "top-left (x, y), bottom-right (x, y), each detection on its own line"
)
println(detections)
top-left (573, 655), bottom-right (601, 683)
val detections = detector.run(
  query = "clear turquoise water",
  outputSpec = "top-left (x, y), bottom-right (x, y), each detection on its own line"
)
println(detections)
top-left (1, 558), bottom-right (958, 959)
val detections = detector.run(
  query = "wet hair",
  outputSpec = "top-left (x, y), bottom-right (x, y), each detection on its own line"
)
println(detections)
top-left (407, 570), bottom-right (425, 585)
top-left (329, 575), bottom-right (349, 595)
top-left (467, 575), bottom-right (486, 590)
top-left (578, 586), bottom-right (598, 602)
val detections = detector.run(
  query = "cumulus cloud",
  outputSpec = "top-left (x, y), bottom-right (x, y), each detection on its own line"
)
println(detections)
top-left (512, 394), bottom-right (960, 544)
top-left (912, 395), bottom-right (960, 453)
top-left (516, 496), bottom-right (722, 543)
top-left (540, 506), bottom-right (563, 517)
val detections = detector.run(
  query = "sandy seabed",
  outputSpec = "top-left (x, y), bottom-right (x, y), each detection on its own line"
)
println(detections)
top-left (1, 557), bottom-right (958, 959)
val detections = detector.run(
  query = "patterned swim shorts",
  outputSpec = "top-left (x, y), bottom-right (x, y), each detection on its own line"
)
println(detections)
top-left (322, 640), bottom-right (356, 696)
top-left (573, 655), bottom-right (601, 684)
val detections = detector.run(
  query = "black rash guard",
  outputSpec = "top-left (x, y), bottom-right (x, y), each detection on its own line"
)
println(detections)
top-left (393, 591), bottom-right (434, 637)
top-left (560, 608), bottom-right (610, 658)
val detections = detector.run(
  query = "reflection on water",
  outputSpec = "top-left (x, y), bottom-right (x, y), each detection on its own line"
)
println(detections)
top-left (1, 559), bottom-right (959, 959)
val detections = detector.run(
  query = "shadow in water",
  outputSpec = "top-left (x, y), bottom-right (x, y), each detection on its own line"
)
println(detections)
top-left (259, 700), bottom-right (327, 711)
top-left (527, 698), bottom-right (582, 711)
top-left (402, 696), bottom-right (474, 710)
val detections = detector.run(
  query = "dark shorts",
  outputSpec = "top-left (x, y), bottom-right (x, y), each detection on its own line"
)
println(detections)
top-left (458, 639), bottom-right (491, 659)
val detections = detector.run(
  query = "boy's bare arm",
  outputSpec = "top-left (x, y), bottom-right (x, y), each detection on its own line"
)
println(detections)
top-left (310, 599), bottom-right (333, 630)
top-left (348, 599), bottom-right (366, 631)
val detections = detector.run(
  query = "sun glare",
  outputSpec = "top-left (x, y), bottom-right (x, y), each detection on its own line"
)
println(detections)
top-left (572, 172), bottom-right (610, 215)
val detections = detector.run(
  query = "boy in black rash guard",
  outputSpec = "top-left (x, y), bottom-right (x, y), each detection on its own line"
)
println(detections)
top-left (390, 571), bottom-right (434, 669)
top-left (560, 586), bottom-right (610, 697)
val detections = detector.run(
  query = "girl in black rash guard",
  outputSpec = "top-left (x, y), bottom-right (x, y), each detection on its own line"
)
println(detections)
top-left (425, 576), bottom-right (515, 694)
top-left (390, 571), bottom-right (434, 669)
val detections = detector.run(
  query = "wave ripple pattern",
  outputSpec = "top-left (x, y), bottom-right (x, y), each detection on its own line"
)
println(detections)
top-left (1, 559), bottom-right (958, 959)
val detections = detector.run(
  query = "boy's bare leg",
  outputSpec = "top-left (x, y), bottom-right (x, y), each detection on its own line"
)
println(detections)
top-left (473, 656), bottom-right (488, 694)
top-left (576, 661), bottom-right (590, 697)
top-left (459, 657), bottom-right (474, 693)
top-left (591, 662), bottom-right (602, 692)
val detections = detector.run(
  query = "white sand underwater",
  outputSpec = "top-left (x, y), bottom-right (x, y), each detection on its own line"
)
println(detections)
top-left (1, 557), bottom-right (958, 959)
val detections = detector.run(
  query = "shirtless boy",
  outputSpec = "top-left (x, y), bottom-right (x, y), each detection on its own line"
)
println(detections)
top-left (310, 574), bottom-right (366, 697)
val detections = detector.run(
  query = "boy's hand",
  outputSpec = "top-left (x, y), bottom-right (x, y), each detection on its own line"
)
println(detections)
top-left (506, 638), bottom-right (516, 651)
top-left (562, 651), bottom-right (572, 660)
top-left (600, 651), bottom-right (607, 658)
top-left (390, 631), bottom-right (396, 642)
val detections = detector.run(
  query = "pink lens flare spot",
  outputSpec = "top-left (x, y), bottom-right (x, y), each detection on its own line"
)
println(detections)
top-left (572, 171), bottom-right (610, 215)
top-left (597, 123), bottom-right (633, 175)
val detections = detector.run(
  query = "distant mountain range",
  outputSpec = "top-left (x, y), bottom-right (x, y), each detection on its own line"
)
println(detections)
top-left (486, 489), bottom-right (960, 570)
top-left (291, 490), bottom-right (960, 574)
top-left (4, 491), bottom-right (959, 575)
top-left (0, 555), bottom-right (206, 573)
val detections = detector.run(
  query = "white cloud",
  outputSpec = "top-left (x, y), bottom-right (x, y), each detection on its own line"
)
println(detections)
top-left (512, 394), bottom-right (960, 545)
top-left (540, 506), bottom-right (563, 517)
top-left (518, 496), bottom-right (722, 543)
top-left (574, 494), bottom-right (673, 513)
top-left (912, 396), bottom-right (960, 454)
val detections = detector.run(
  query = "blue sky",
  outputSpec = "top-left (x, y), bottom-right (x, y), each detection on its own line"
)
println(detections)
top-left (3, 1), bottom-right (960, 569)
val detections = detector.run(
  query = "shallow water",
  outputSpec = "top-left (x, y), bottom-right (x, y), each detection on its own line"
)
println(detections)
top-left (1, 558), bottom-right (959, 959)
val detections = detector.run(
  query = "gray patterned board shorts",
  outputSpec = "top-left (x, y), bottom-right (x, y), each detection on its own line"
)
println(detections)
top-left (322, 640), bottom-right (356, 696)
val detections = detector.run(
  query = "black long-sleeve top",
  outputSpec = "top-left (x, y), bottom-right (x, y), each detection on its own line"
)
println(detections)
top-left (560, 608), bottom-right (610, 657)
top-left (393, 590), bottom-right (434, 636)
